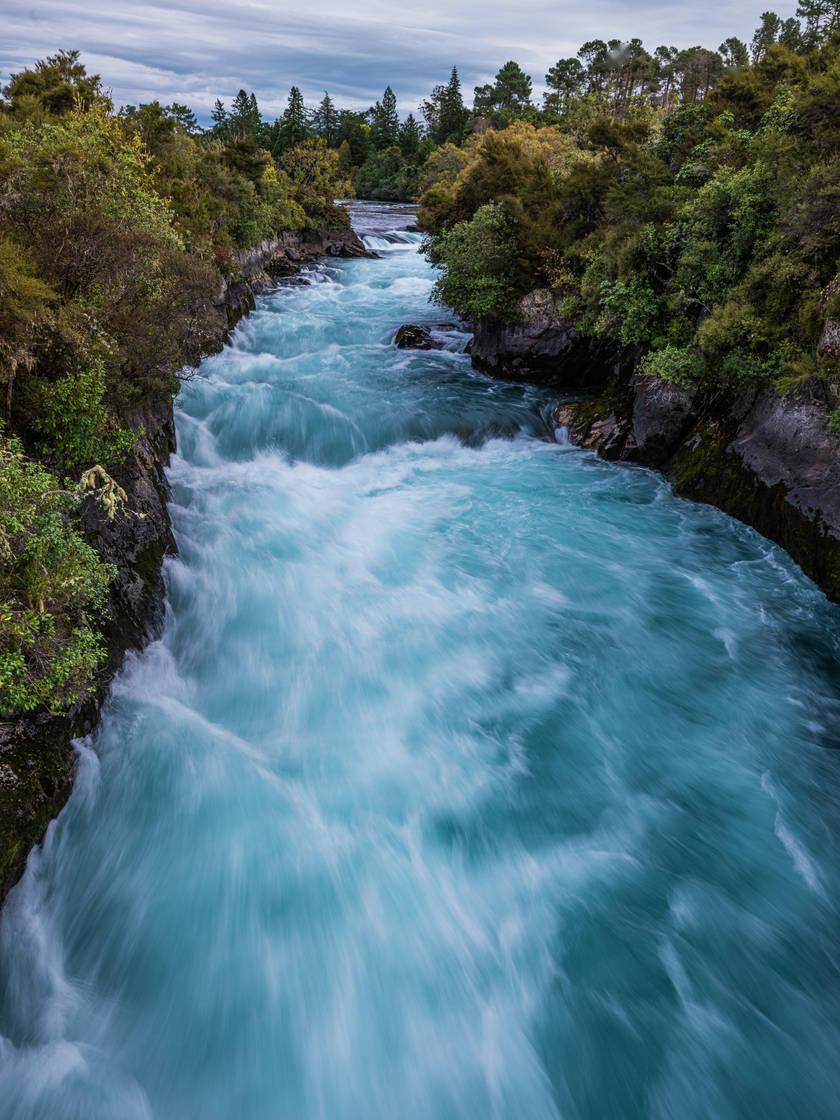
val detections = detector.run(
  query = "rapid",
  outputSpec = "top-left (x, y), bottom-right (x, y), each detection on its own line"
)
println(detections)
top-left (1, 202), bottom-right (840, 1119)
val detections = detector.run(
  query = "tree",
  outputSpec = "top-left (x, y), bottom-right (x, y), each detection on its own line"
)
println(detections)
top-left (436, 67), bottom-right (469, 143)
top-left (229, 88), bottom-right (261, 139)
top-left (654, 45), bottom-right (680, 109)
top-left (578, 40), bottom-right (610, 92)
top-left (371, 85), bottom-right (399, 149)
top-left (210, 97), bottom-right (228, 137)
top-left (399, 113), bottom-right (422, 155)
top-left (719, 37), bottom-right (749, 70)
top-left (796, 0), bottom-right (840, 44)
top-left (673, 46), bottom-right (724, 103)
top-left (752, 12), bottom-right (783, 61)
top-left (275, 86), bottom-right (310, 153)
top-left (313, 92), bottom-right (338, 145)
top-left (167, 102), bottom-right (200, 134)
top-left (473, 61), bottom-right (533, 118)
top-left (779, 17), bottom-right (805, 50)
top-left (337, 110), bottom-right (372, 165)
top-left (1, 49), bottom-right (106, 116)
top-left (544, 58), bottom-right (585, 113)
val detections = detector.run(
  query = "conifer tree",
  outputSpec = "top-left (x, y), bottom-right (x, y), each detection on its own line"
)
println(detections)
top-left (437, 67), bottom-right (468, 142)
top-left (276, 86), bottom-right (310, 151)
top-left (167, 102), bottom-right (200, 134)
top-left (544, 58), bottom-right (585, 112)
top-left (796, 0), bottom-right (840, 44)
top-left (399, 113), bottom-right (422, 155)
top-left (719, 37), bottom-right (749, 69)
top-left (751, 11), bottom-right (782, 61)
top-left (210, 97), bottom-right (228, 137)
top-left (313, 92), bottom-right (338, 145)
top-left (229, 88), bottom-right (261, 139)
top-left (473, 61), bottom-right (532, 117)
top-left (371, 85), bottom-right (399, 149)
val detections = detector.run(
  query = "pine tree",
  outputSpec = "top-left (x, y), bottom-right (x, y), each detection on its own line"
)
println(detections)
top-left (473, 61), bottom-right (532, 117)
top-left (276, 86), bottom-right (310, 152)
top-left (313, 92), bottom-right (338, 145)
top-left (167, 102), bottom-right (200, 134)
top-left (796, 0), bottom-right (840, 44)
top-left (229, 88), bottom-right (261, 139)
top-left (751, 12), bottom-right (782, 61)
top-left (437, 67), bottom-right (468, 142)
top-left (371, 85), bottom-right (399, 149)
top-left (399, 113), bottom-right (422, 155)
top-left (210, 97), bottom-right (228, 137)
top-left (544, 58), bottom-right (585, 112)
top-left (719, 37), bottom-right (749, 70)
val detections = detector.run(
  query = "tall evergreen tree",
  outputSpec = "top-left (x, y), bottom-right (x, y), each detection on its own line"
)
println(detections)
top-left (436, 67), bottom-right (468, 142)
top-left (167, 102), bottom-right (200, 134)
top-left (371, 85), bottom-right (399, 149)
top-left (229, 88), bottom-right (261, 139)
top-left (719, 37), bottom-right (749, 70)
top-left (796, 0), bottom-right (840, 43)
top-left (544, 58), bottom-right (585, 112)
top-left (398, 112), bottom-right (422, 155)
top-left (210, 97), bottom-right (228, 137)
top-left (751, 11), bottom-right (782, 61)
top-left (276, 86), bottom-right (310, 151)
top-left (313, 92), bottom-right (338, 145)
top-left (473, 61), bottom-right (533, 117)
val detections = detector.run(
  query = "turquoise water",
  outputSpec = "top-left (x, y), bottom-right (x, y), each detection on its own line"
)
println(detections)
top-left (2, 204), bottom-right (840, 1119)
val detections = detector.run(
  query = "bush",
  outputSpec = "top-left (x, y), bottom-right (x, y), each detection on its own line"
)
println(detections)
top-left (0, 435), bottom-right (112, 714)
top-left (427, 202), bottom-right (524, 320)
top-left (639, 345), bottom-right (705, 385)
top-left (33, 360), bottom-right (139, 474)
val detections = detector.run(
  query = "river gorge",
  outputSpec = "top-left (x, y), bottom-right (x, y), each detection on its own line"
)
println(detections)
top-left (1, 204), bottom-right (840, 1119)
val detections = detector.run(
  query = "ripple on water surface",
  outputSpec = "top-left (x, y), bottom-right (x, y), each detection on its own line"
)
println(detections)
top-left (1, 203), bottom-right (840, 1120)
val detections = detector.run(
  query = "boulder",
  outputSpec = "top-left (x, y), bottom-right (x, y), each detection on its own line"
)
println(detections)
top-left (632, 375), bottom-right (697, 465)
top-left (394, 324), bottom-right (444, 350)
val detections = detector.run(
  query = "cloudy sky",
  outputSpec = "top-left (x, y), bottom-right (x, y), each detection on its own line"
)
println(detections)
top-left (3, 0), bottom-right (799, 120)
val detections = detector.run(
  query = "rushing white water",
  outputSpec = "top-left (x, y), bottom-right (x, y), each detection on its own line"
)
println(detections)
top-left (2, 203), bottom-right (840, 1119)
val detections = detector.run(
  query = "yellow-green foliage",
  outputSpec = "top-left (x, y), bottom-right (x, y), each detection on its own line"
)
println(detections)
top-left (0, 434), bottom-right (112, 715)
top-left (0, 53), bottom-right (354, 715)
top-left (422, 39), bottom-right (840, 396)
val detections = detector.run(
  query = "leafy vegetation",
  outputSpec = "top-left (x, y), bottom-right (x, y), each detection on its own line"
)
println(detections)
top-left (3, 15), bottom-right (838, 714)
top-left (0, 51), bottom-right (351, 716)
top-left (421, 14), bottom-right (840, 410)
top-left (0, 434), bottom-right (113, 714)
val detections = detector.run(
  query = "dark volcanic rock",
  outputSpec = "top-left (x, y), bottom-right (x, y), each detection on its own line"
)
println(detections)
top-left (632, 375), bottom-right (697, 466)
top-left (471, 290), bottom-right (611, 388)
top-left (394, 324), bottom-right (444, 350)
top-left (217, 227), bottom-right (371, 329)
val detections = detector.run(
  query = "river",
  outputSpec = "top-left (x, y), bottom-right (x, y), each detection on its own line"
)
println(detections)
top-left (1, 202), bottom-right (840, 1119)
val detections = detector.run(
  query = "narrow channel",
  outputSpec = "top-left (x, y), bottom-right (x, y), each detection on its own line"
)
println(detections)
top-left (2, 203), bottom-right (840, 1120)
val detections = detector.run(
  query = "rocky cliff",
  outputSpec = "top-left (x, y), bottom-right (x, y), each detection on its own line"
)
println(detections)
top-left (474, 289), bottom-right (840, 604)
top-left (470, 290), bottom-right (611, 388)
top-left (0, 226), bottom-right (369, 905)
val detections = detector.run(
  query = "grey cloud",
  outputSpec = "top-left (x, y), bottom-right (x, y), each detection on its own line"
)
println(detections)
top-left (1, 0), bottom-right (800, 120)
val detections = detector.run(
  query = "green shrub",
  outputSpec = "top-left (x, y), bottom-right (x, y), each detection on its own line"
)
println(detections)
top-left (0, 435), bottom-right (112, 714)
top-left (33, 360), bottom-right (139, 473)
top-left (427, 202), bottom-right (524, 320)
top-left (639, 345), bottom-right (705, 386)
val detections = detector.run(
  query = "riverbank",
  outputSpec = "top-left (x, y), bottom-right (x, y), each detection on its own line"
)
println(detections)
top-left (0, 225), bottom-right (370, 906)
top-left (467, 291), bottom-right (840, 605)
